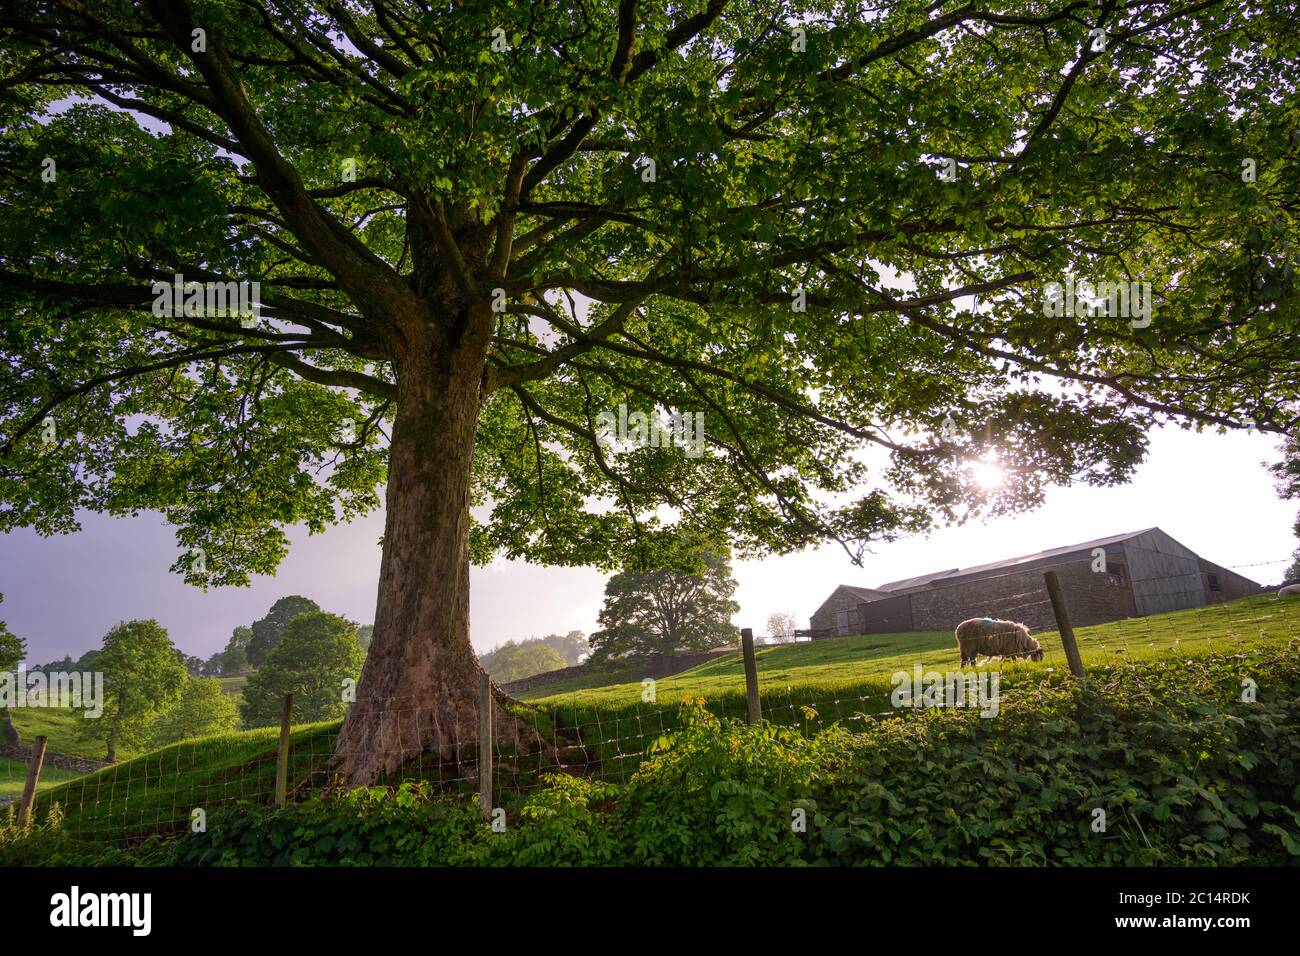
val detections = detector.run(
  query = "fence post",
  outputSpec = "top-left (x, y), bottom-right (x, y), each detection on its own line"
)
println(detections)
top-left (740, 628), bottom-right (762, 724)
top-left (479, 671), bottom-right (493, 821)
top-left (275, 693), bottom-right (293, 808)
top-left (1044, 571), bottom-right (1087, 678)
top-left (18, 735), bottom-right (48, 828)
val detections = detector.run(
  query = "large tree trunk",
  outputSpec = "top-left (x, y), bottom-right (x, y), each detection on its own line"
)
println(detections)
top-left (329, 321), bottom-right (541, 787)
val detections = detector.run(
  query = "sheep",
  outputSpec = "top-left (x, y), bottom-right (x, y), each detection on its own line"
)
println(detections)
top-left (1278, 584), bottom-right (1300, 599)
top-left (954, 617), bottom-right (1044, 667)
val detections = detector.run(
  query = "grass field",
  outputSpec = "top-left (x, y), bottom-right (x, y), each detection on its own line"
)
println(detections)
top-left (516, 594), bottom-right (1300, 778)
top-left (0, 757), bottom-right (83, 800)
top-left (218, 674), bottom-right (251, 697)
top-left (5, 706), bottom-right (139, 762)
top-left (526, 593), bottom-right (1298, 708)
top-left (18, 593), bottom-right (1297, 843)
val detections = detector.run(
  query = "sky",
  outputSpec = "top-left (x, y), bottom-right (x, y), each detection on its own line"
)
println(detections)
top-left (0, 422), bottom-right (1294, 665)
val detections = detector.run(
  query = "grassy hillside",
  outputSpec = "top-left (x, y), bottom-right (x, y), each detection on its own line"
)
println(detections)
top-left (520, 594), bottom-right (1298, 779)
top-left (527, 593), bottom-right (1297, 707)
top-left (15, 594), bottom-right (1296, 845)
top-left (26, 722), bottom-right (339, 841)
top-left (11, 641), bottom-right (1300, 866)
top-left (5, 706), bottom-right (138, 762)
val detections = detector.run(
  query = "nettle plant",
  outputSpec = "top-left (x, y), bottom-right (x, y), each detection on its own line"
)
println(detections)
top-left (0, 1), bottom-right (1295, 784)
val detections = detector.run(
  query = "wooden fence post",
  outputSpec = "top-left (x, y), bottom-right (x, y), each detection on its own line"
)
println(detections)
top-left (479, 671), bottom-right (493, 821)
top-left (740, 628), bottom-right (761, 724)
top-left (1044, 571), bottom-right (1087, 678)
top-left (275, 693), bottom-right (293, 808)
top-left (18, 735), bottom-right (48, 828)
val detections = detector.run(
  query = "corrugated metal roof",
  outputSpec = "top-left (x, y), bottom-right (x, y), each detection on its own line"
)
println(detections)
top-left (874, 528), bottom-right (1158, 593)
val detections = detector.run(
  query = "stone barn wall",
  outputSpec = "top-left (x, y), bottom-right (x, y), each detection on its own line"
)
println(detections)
top-left (907, 559), bottom-right (1138, 633)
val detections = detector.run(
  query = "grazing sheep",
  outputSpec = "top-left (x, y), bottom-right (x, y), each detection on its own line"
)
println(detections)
top-left (955, 617), bottom-right (1044, 666)
top-left (1278, 584), bottom-right (1300, 599)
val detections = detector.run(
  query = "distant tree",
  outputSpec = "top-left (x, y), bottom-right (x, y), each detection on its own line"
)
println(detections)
top-left (239, 612), bottom-right (363, 728)
top-left (200, 653), bottom-right (225, 677)
top-left (766, 612), bottom-right (799, 644)
top-left (73, 649), bottom-right (100, 672)
top-left (30, 655), bottom-right (73, 677)
top-left (484, 641), bottom-right (567, 684)
top-left (1284, 553), bottom-right (1300, 584)
top-left (219, 625), bottom-right (252, 675)
top-left (541, 631), bottom-right (589, 666)
top-left (77, 620), bottom-right (187, 761)
top-left (148, 677), bottom-right (238, 747)
top-left (220, 643), bottom-right (249, 676)
top-left (173, 649), bottom-right (206, 677)
top-left (0, 594), bottom-right (24, 673)
top-left (356, 625), bottom-right (374, 654)
top-left (246, 597), bottom-right (321, 668)
top-left (590, 551), bottom-right (739, 661)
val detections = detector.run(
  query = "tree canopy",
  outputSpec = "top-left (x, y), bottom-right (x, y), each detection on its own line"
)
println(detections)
top-left (239, 609), bottom-right (364, 727)
top-left (76, 619), bottom-right (188, 761)
top-left (482, 639), bottom-right (567, 682)
top-left (0, 594), bottom-right (25, 673)
top-left (246, 595), bottom-right (321, 667)
top-left (590, 549), bottom-right (739, 659)
top-left (2, 1), bottom-right (1294, 575)
top-left (148, 675), bottom-right (239, 747)
top-left (1, 0), bottom-right (1295, 782)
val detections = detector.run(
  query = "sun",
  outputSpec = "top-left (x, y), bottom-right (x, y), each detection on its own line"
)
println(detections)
top-left (968, 459), bottom-right (1006, 490)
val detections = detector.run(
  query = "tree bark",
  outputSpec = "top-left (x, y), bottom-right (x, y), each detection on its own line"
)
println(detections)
top-left (106, 686), bottom-right (125, 762)
top-left (329, 318), bottom-right (542, 787)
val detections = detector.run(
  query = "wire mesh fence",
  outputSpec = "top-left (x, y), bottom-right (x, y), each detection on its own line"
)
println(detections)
top-left (3, 558), bottom-right (1296, 846)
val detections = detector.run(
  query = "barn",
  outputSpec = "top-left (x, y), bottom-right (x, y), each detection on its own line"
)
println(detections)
top-left (808, 528), bottom-right (1262, 638)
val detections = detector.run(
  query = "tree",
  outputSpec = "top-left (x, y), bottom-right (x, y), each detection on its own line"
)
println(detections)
top-left (76, 620), bottom-right (187, 761)
top-left (766, 612), bottom-right (798, 644)
top-left (590, 551), bottom-right (739, 660)
top-left (483, 640), bottom-right (567, 683)
top-left (0, 594), bottom-right (25, 673)
top-left (542, 631), bottom-right (590, 666)
top-left (30, 655), bottom-right (73, 677)
top-left (219, 625), bottom-right (253, 675)
top-left (220, 644), bottom-right (249, 676)
top-left (201, 652), bottom-right (225, 677)
top-left (482, 632), bottom-right (587, 672)
top-left (239, 611), bottom-right (364, 728)
top-left (148, 676), bottom-right (239, 747)
top-left (356, 624), bottom-right (374, 654)
top-left (1, 4), bottom-right (1295, 783)
top-left (174, 648), bottom-right (206, 676)
top-left (246, 596), bottom-right (321, 668)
